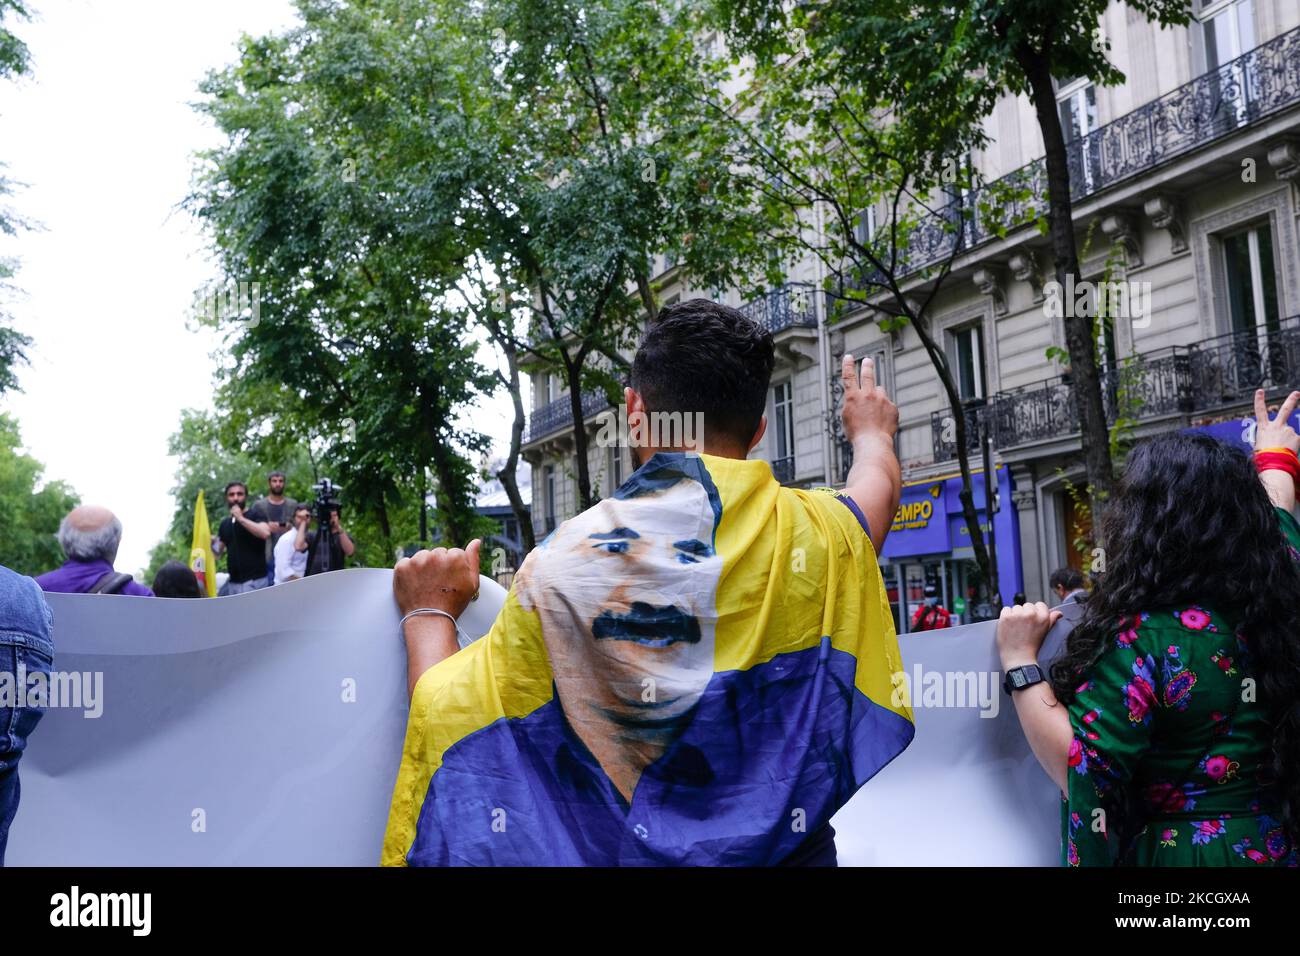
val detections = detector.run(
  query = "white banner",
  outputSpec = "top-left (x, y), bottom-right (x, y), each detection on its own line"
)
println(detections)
top-left (8, 570), bottom-right (1062, 865)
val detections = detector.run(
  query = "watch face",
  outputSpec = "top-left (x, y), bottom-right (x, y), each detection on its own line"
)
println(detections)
top-left (1011, 671), bottom-right (1028, 688)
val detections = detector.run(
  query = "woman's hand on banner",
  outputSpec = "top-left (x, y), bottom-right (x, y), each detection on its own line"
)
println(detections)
top-left (995, 601), bottom-right (1061, 669)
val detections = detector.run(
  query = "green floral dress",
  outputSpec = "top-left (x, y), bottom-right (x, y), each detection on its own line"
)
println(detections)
top-left (1062, 508), bottom-right (1300, 867)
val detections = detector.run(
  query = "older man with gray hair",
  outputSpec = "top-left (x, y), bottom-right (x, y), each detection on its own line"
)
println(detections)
top-left (35, 505), bottom-right (153, 596)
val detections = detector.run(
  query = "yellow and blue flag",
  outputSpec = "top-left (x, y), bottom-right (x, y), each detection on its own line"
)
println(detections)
top-left (382, 452), bottom-right (914, 865)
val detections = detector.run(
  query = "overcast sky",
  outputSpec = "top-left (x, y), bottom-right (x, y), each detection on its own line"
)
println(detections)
top-left (0, 0), bottom-right (515, 576)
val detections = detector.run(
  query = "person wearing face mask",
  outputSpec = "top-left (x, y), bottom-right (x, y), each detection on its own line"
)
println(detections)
top-left (910, 584), bottom-right (952, 631)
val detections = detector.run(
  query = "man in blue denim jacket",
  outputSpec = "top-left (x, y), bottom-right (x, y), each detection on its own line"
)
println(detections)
top-left (0, 564), bottom-right (53, 865)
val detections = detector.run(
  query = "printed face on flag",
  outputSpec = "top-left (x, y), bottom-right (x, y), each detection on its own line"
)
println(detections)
top-left (517, 474), bottom-right (723, 729)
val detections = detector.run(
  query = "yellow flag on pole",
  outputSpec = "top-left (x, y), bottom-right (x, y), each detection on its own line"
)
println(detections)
top-left (190, 490), bottom-right (218, 598)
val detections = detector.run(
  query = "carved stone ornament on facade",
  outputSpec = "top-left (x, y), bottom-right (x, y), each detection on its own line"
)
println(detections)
top-left (1007, 249), bottom-right (1046, 302)
top-left (972, 267), bottom-right (1008, 315)
top-left (1142, 194), bottom-right (1188, 255)
top-left (1267, 140), bottom-right (1300, 205)
top-left (1100, 212), bottom-right (1143, 269)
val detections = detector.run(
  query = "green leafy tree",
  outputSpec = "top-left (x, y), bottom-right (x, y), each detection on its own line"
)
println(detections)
top-left (0, 0), bottom-right (34, 395)
top-left (0, 0), bottom-right (30, 79)
top-left (716, 0), bottom-right (1195, 544)
top-left (0, 412), bottom-right (79, 576)
top-left (189, 9), bottom-right (493, 549)
top-left (696, 8), bottom-right (1016, 596)
top-left (478, 0), bottom-right (785, 509)
top-left (190, 0), bottom-right (785, 541)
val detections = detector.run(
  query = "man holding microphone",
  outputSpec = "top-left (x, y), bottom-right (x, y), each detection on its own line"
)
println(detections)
top-left (212, 481), bottom-right (272, 596)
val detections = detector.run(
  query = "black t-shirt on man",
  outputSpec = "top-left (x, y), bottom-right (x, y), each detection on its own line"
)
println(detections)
top-left (218, 505), bottom-right (269, 583)
top-left (255, 496), bottom-right (298, 560)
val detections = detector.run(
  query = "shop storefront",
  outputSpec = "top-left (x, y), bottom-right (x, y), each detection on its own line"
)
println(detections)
top-left (879, 466), bottom-right (1023, 633)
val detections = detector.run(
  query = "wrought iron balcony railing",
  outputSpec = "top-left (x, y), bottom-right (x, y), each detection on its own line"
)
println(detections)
top-left (931, 400), bottom-right (991, 463)
top-left (990, 347), bottom-right (1195, 450)
top-left (739, 283), bottom-right (819, 333)
top-left (933, 319), bottom-right (1300, 458)
top-left (1187, 315), bottom-right (1300, 410)
top-left (881, 26), bottom-right (1300, 281)
top-left (837, 439), bottom-right (853, 483)
top-left (770, 455), bottom-right (795, 484)
top-left (524, 390), bottom-right (613, 443)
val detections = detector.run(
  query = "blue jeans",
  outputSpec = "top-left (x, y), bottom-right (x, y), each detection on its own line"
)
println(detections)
top-left (0, 565), bottom-right (54, 866)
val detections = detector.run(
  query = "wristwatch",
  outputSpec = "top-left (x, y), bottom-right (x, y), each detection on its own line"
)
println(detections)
top-left (1003, 663), bottom-right (1047, 696)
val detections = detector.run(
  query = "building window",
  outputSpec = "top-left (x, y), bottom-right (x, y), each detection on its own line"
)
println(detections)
top-left (855, 205), bottom-right (878, 246)
top-left (951, 324), bottom-right (987, 401)
top-left (1056, 79), bottom-right (1097, 141)
top-left (1200, 0), bottom-right (1258, 126)
top-left (771, 380), bottom-right (795, 482)
top-left (936, 151), bottom-right (981, 246)
top-left (773, 381), bottom-right (794, 458)
top-left (1201, 0), bottom-right (1256, 70)
top-left (869, 347), bottom-right (891, 396)
top-left (1056, 78), bottom-right (1099, 192)
top-left (609, 444), bottom-right (625, 491)
top-left (1223, 221), bottom-right (1281, 340)
top-left (543, 465), bottom-right (557, 532)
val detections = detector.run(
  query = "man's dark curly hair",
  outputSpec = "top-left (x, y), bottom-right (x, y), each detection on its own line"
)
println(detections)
top-left (1052, 431), bottom-right (1300, 849)
top-left (630, 298), bottom-right (775, 449)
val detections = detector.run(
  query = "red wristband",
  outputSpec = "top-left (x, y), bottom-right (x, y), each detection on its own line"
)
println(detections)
top-left (1254, 449), bottom-right (1300, 487)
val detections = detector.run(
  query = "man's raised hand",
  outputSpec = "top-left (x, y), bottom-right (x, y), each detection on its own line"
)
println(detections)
top-left (841, 353), bottom-right (898, 447)
top-left (393, 539), bottom-right (483, 620)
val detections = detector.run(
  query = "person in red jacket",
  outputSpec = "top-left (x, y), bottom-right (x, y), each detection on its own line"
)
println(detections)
top-left (910, 584), bottom-right (952, 631)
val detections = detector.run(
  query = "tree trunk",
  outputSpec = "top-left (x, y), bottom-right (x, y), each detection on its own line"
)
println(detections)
top-left (430, 449), bottom-right (475, 545)
top-left (1020, 46), bottom-right (1116, 540)
top-left (377, 497), bottom-right (392, 557)
top-left (635, 271), bottom-right (658, 322)
top-left (911, 313), bottom-right (999, 603)
top-left (418, 469), bottom-right (428, 544)
top-left (563, 348), bottom-right (595, 511)
top-left (499, 339), bottom-right (535, 552)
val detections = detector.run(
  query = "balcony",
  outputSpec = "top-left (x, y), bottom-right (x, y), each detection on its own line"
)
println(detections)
top-left (770, 455), bottom-right (795, 483)
top-left (740, 283), bottom-right (819, 333)
top-left (524, 390), bottom-right (613, 443)
top-left (928, 318), bottom-right (1300, 459)
top-left (1187, 316), bottom-right (1300, 410)
top-left (930, 400), bottom-right (992, 463)
top-left (884, 26), bottom-right (1300, 280)
top-left (991, 347), bottom-right (1194, 450)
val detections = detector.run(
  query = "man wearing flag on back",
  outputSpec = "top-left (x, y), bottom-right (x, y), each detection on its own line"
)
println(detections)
top-left (384, 298), bottom-right (912, 866)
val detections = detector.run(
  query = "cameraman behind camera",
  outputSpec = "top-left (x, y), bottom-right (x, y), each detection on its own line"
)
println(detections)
top-left (296, 479), bottom-right (355, 576)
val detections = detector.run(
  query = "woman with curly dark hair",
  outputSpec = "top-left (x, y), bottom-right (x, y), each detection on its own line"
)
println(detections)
top-left (997, 389), bottom-right (1300, 866)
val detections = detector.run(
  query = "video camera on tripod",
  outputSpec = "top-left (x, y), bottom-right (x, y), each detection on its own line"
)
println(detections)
top-left (306, 478), bottom-right (345, 575)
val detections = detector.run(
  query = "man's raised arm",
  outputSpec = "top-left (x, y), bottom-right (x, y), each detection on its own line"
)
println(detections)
top-left (840, 354), bottom-right (901, 553)
top-left (393, 540), bottom-right (482, 700)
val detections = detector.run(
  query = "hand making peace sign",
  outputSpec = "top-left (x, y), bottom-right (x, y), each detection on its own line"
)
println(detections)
top-left (1254, 388), bottom-right (1300, 512)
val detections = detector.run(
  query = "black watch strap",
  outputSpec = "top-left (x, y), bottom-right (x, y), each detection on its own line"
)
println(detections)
top-left (1003, 663), bottom-right (1047, 696)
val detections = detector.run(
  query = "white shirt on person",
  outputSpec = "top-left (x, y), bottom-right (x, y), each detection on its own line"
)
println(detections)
top-left (273, 528), bottom-right (308, 585)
